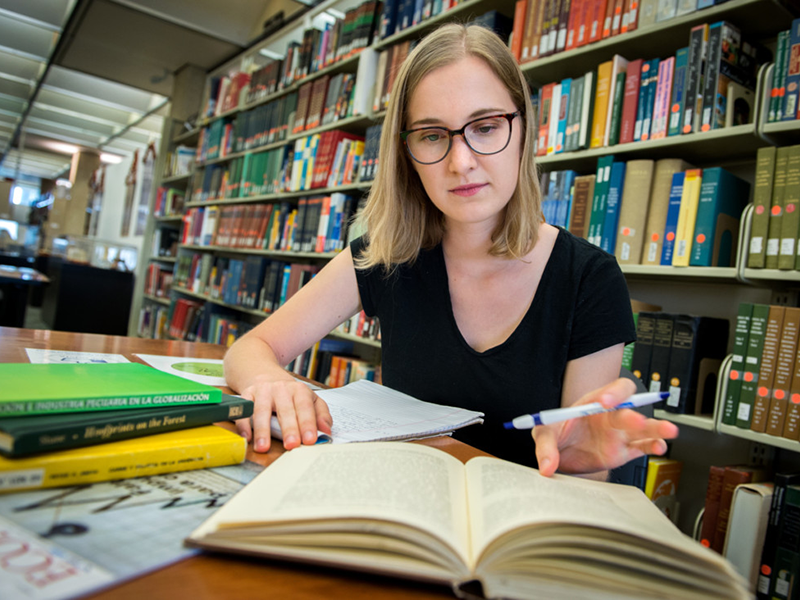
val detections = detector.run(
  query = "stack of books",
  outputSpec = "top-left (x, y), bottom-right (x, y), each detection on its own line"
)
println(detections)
top-left (0, 362), bottom-right (252, 493)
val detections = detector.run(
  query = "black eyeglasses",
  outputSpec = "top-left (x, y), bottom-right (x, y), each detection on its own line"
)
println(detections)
top-left (400, 112), bottom-right (520, 165)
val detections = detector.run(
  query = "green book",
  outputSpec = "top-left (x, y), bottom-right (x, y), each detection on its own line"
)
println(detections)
top-left (721, 303), bottom-right (754, 426)
top-left (0, 393), bottom-right (252, 457)
top-left (587, 155), bottom-right (615, 247)
top-left (779, 145), bottom-right (800, 269)
top-left (607, 71), bottom-right (627, 147)
top-left (621, 313), bottom-right (638, 371)
top-left (0, 363), bottom-right (222, 417)
top-left (748, 147), bottom-right (777, 268)
top-left (735, 304), bottom-right (770, 429)
top-left (765, 148), bottom-right (791, 269)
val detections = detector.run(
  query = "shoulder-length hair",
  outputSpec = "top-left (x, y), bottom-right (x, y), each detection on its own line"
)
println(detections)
top-left (354, 22), bottom-right (542, 271)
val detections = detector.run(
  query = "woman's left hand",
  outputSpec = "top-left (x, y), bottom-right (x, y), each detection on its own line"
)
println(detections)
top-left (532, 378), bottom-right (680, 477)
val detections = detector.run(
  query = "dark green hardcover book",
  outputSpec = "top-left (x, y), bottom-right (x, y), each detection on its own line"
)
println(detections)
top-left (722, 303), bottom-right (754, 426)
top-left (647, 313), bottom-right (674, 393)
top-left (768, 484), bottom-right (800, 600)
top-left (621, 313), bottom-right (638, 371)
top-left (630, 311), bottom-right (657, 388)
top-left (757, 473), bottom-right (800, 599)
top-left (607, 71), bottom-right (627, 146)
top-left (0, 363), bottom-right (222, 417)
top-left (736, 304), bottom-right (771, 428)
top-left (0, 394), bottom-right (253, 457)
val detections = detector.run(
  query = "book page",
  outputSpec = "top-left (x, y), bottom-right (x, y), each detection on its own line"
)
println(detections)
top-left (465, 457), bottom-right (718, 561)
top-left (189, 443), bottom-right (471, 569)
top-left (316, 380), bottom-right (484, 442)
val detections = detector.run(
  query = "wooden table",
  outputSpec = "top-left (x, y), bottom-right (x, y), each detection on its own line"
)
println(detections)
top-left (0, 265), bottom-right (49, 327)
top-left (0, 327), bottom-right (487, 600)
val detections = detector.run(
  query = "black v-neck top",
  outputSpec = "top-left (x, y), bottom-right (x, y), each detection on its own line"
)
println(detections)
top-left (351, 228), bottom-right (635, 467)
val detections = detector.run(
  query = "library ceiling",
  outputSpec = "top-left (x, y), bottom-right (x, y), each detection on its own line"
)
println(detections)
top-left (0, 0), bottom-right (309, 182)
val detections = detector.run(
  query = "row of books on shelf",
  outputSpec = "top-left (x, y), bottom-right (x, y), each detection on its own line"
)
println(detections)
top-left (551, 158), bottom-right (749, 267)
top-left (287, 339), bottom-right (380, 389)
top-left (698, 464), bottom-right (800, 599)
top-left (748, 145), bottom-right (800, 271)
top-left (144, 263), bottom-right (173, 298)
top-left (199, 71), bottom-right (360, 162)
top-left (535, 19), bottom-right (762, 157)
top-left (206, 0), bottom-right (382, 117)
top-left (335, 309), bottom-right (382, 343)
top-left (181, 193), bottom-right (360, 255)
top-left (153, 187), bottom-right (185, 218)
top-left (512, 0), bottom-right (741, 64)
top-left (137, 302), bottom-right (169, 339)
top-left (161, 296), bottom-right (254, 347)
top-left (193, 130), bottom-right (365, 202)
top-left (630, 311), bottom-right (729, 416)
top-left (175, 253), bottom-right (320, 314)
top-left (766, 20), bottom-right (800, 124)
top-left (162, 144), bottom-right (195, 179)
top-left (722, 303), bottom-right (800, 442)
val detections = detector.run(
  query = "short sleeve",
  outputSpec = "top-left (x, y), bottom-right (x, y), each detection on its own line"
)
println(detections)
top-left (350, 236), bottom-right (377, 317)
top-left (567, 252), bottom-right (636, 361)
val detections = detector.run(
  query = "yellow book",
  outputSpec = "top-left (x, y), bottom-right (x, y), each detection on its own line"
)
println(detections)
top-left (671, 168), bottom-right (703, 266)
top-left (0, 425), bottom-right (246, 494)
top-left (590, 60), bottom-right (614, 149)
top-left (645, 457), bottom-right (683, 500)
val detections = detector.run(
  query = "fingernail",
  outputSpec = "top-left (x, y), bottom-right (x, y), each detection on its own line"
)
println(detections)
top-left (255, 438), bottom-right (267, 451)
top-left (303, 431), bottom-right (315, 444)
top-left (284, 435), bottom-right (298, 448)
top-left (539, 457), bottom-right (551, 471)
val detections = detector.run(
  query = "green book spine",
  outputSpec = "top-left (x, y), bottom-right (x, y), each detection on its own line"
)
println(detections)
top-left (722, 303), bottom-right (754, 426)
top-left (588, 155), bottom-right (614, 246)
top-left (0, 363), bottom-right (222, 417)
top-left (779, 145), bottom-right (800, 269)
top-left (765, 148), bottom-right (791, 269)
top-left (736, 304), bottom-right (770, 428)
top-left (631, 311), bottom-right (657, 387)
top-left (607, 71), bottom-right (627, 146)
top-left (768, 485), bottom-right (800, 600)
top-left (0, 394), bottom-right (253, 457)
top-left (748, 147), bottom-right (777, 268)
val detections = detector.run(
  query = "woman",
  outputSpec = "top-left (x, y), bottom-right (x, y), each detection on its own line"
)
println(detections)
top-left (224, 22), bottom-right (678, 477)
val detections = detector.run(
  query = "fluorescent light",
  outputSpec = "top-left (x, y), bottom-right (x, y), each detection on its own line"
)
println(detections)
top-left (100, 152), bottom-right (123, 164)
top-left (42, 141), bottom-right (81, 155)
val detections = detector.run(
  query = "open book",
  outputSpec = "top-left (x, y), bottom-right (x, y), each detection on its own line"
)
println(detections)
top-left (270, 379), bottom-right (484, 443)
top-left (187, 442), bottom-right (749, 600)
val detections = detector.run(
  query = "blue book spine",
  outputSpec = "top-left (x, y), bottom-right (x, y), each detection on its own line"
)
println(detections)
top-left (661, 172), bottom-right (686, 265)
top-left (633, 61), bottom-right (652, 142)
top-left (601, 162), bottom-right (627, 253)
top-left (668, 47), bottom-right (689, 136)
top-left (641, 58), bottom-right (660, 141)
top-left (559, 171), bottom-right (577, 228)
top-left (782, 19), bottom-right (800, 121)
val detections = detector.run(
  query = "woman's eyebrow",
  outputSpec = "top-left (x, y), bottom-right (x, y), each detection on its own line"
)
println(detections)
top-left (407, 108), bottom-right (510, 129)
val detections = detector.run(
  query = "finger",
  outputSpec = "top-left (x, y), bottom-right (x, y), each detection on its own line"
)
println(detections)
top-left (606, 410), bottom-right (680, 441)
top-left (250, 396), bottom-right (275, 453)
top-left (532, 425), bottom-right (561, 477)
top-left (272, 386), bottom-right (301, 450)
top-left (315, 397), bottom-right (333, 434)
top-left (627, 437), bottom-right (669, 457)
top-left (234, 415), bottom-right (252, 441)
top-left (294, 390), bottom-right (322, 446)
top-left (593, 377), bottom-right (638, 408)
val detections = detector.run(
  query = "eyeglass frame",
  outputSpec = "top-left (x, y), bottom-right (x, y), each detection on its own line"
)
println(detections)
top-left (399, 111), bottom-right (521, 165)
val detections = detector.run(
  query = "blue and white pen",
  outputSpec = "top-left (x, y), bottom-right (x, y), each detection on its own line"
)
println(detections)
top-left (503, 391), bottom-right (669, 429)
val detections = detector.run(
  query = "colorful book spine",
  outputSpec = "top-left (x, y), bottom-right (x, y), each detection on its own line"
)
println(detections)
top-left (736, 304), bottom-right (771, 429)
top-left (660, 171), bottom-right (685, 265)
top-left (748, 147), bottom-right (778, 268)
top-left (0, 426), bottom-right (246, 494)
top-left (781, 19), bottom-right (800, 121)
top-left (601, 161), bottom-right (627, 252)
top-left (683, 24), bottom-right (709, 134)
top-left (671, 168), bottom-right (702, 267)
top-left (650, 56), bottom-right (674, 140)
top-left (721, 303), bottom-right (754, 426)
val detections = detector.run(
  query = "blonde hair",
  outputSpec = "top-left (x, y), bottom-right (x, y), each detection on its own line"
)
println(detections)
top-left (355, 22), bottom-right (542, 271)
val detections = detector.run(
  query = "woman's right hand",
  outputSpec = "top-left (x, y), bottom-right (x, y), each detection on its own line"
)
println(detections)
top-left (235, 375), bottom-right (333, 452)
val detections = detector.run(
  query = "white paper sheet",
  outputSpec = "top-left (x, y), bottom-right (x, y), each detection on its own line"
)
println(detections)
top-left (25, 349), bottom-right (130, 364)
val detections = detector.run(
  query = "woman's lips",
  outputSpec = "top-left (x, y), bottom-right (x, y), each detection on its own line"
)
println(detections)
top-left (449, 183), bottom-right (487, 196)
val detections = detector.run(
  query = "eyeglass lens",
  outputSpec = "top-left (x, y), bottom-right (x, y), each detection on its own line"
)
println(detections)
top-left (405, 115), bottom-right (513, 164)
